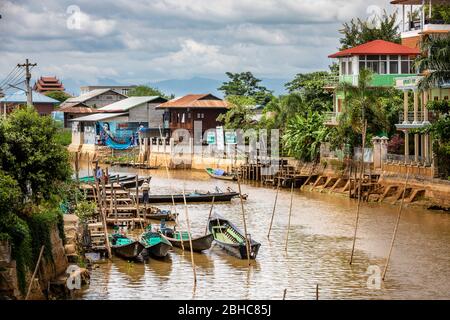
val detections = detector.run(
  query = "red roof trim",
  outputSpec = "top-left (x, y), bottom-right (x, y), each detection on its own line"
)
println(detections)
top-left (328, 40), bottom-right (420, 58)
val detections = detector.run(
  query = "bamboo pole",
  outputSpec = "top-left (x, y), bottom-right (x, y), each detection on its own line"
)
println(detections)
top-left (382, 169), bottom-right (410, 281)
top-left (316, 284), bottom-right (319, 300)
top-left (349, 120), bottom-right (367, 265)
top-left (284, 182), bottom-right (294, 252)
top-left (135, 175), bottom-right (144, 231)
top-left (182, 185), bottom-right (197, 287)
top-left (101, 177), bottom-right (112, 258)
top-left (75, 151), bottom-right (79, 182)
top-left (267, 180), bottom-right (280, 239)
top-left (282, 289), bottom-right (287, 300)
top-left (25, 245), bottom-right (45, 300)
top-left (237, 177), bottom-right (251, 266)
top-left (205, 196), bottom-right (215, 235)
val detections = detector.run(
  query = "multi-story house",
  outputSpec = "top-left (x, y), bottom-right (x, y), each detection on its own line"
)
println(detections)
top-left (387, 0), bottom-right (450, 177)
top-left (325, 39), bottom-right (421, 126)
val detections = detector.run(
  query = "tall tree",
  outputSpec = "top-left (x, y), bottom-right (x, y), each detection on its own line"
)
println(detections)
top-left (339, 10), bottom-right (400, 50)
top-left (44, 91), bottom-right (71, 104)
top-left (282, 111), bottom-right (329, 162)
top-left (216, 96), bottom-right (256, 130)
top-left (284, 71), bottom-right (333, 112)
top-left (0, 107), bottom-right (71, 201)
top-left (218, 72), bottom-right (273, 105)
top-left (416, 34), bottom-right (450, 90)
top-left (128, 85), bottom-right (172, 99)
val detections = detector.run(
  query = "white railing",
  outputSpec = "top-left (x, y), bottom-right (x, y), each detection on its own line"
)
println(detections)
top-left (395, 76), bottom-right (423, 89)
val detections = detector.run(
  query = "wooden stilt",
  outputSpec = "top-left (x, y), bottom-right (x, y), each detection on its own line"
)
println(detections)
top-left (382, 169), bottom-right (410, 281)
top-left (285, 182), bottom-right (294, 252)
top-left (205, 196), bottom-right (215, 235)
top-left (237, 177), bottom-right (251, 266)
top-left (267, 181), bottom-right (280, 239)
top-left (350, 120), bottom-right (367, 265)
top-left (25, 245), bottom-right (45, 300)
top-left (182, 185), bottom-right (197, 288)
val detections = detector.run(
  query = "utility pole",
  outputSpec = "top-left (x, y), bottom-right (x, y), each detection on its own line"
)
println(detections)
top-left (17, 59), bottom-right (37, 107)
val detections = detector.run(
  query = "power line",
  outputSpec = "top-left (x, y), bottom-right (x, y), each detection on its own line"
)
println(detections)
top-left (2, 69), bottom-right (25, 90)
top-left (0, 66), bottom-right (21, 88)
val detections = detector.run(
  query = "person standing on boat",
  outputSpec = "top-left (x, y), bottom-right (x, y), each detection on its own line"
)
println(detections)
top-left (141, 179), bottom-right (150, 204)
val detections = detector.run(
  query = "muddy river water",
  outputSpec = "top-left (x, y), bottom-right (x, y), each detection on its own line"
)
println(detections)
top-left (74, 166), bottom-right (450, 300)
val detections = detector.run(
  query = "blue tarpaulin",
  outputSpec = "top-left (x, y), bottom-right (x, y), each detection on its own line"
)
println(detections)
top-left (105, 136), bottom-right (133, 150)
top-left (213, 169), bottom-right (225, 176)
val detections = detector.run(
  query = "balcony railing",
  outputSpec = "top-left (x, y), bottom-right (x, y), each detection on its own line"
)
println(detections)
top-left (403, 19), bottom-right (450, 32)
top-left (395, 76), bottom-right (423, 89)
top-left (398, 111), bottom-right (435, 124)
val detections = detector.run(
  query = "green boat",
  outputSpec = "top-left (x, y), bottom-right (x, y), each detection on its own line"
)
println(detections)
top-left (140, 230), bottom-right (173, 258)
top-left (109, 233), bottom-right (145, 260)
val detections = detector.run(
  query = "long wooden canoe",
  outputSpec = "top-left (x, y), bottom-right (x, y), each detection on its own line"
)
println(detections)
top-left (139, 191), bottom-right (243, 204)
top-left (109, 233), bottom-right (145, 260)
top-left (205, 168), bottom-right (237, 181)
top-left (160, 228), bottom-right (213, 252)
top-left (208, 214), bottom-right (260, 260)
top-left (140, 231), bottom-right (172, 258)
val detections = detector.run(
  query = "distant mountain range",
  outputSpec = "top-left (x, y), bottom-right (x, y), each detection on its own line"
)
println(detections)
top-left (60, 76), bottom-right (290, 98)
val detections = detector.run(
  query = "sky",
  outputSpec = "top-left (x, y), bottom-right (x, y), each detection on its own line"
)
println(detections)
top-left (0, 0), bottom-right (395, 93)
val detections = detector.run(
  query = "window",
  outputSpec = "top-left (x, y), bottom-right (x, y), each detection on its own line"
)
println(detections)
top-left (389, 60), bottom-right (399, 74)
top-left (341, 61), bottom-right (347, 75)
top-left (181, 113), bottom-right (185, 123)
top-left (401, 60), bottom-right (409, 74)
top-left (348, 61), bottom-right (353, 75)
top-left (367, 61), bottom-right (379, 73)
top-left (444, 96), bottom-right (449, 101)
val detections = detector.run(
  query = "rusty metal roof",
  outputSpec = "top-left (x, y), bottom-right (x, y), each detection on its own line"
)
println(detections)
top-left (156, 94), bottom-right (228, 109)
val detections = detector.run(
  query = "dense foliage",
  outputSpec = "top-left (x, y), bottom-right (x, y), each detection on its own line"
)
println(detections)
top-left (44, 91), bottom-right (71, 104)
top-left (218, 72), bottom-right (273, 105)
top-left (216, 96), bottom-right (256, 130)
top-left (0, 107), bottom-right (72, 201)
top-left (0, 108), bottom-right (73, 294)
top-left (128, 85), bottom-right (173, 100)
top-left (339, 10), bottom-right (400, 49)
top-left (282, 112), bottom-right (330, 162)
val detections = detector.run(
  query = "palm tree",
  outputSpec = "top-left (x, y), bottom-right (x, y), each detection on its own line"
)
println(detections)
top-left (416, 34), bottom-right (450, 90)
top-left (335, 68), bottom-right (389, 147)
top-left (282, 112), bottom-right (329, 162)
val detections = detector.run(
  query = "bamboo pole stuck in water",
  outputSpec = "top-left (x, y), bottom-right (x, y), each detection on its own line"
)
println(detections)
top-left (237, 177), bottom-right (251, 266)
top-left (282, 289), bottom-right (287, 300)
top-left (267, 180), bottom-right (280, 239)
top-left (205, 196), bottom-right (215, 236)
top-left (382, 169), bottom-right (410, 281)
top-left (316, 284), bottom-right (319, 300)
top-left (182, 185), bottom-right (197, 288)
top-left (284, 182), bottom-right (294, 252)
top-left (135, 175), bottom-right (144, 232)
top-left (101, 177), bottom-right (112, 259)
top-left (25, 245), bottom-right (45, 300)
top-left (349, 120), bottom-right (367, 265)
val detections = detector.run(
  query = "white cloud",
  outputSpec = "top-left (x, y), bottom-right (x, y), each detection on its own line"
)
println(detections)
top-left (0, 0), bottom-right (396, 91)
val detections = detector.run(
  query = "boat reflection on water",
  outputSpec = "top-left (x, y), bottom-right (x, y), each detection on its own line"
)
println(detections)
top-left (146, 257), bottom-right (173, 280)
top-left (112, 257), bottom-right (146, 283)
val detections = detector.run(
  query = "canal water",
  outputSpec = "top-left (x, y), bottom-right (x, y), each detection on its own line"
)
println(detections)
top-left (75, 166), bottom-right (450, 300)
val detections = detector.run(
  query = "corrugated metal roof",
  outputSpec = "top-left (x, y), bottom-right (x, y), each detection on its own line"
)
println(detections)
top-left (70, 112), bottom-right (127, 122)
top-left (0, 90), bottom-right (59, 104)
top-left (328, 40), bottom-right (420, 58)
top-left (156, 94), bottom-right (228, 109)
top-left (63, 88), bottom-right (127, 104)
top-left (98, 96), bottom-right (166, 111)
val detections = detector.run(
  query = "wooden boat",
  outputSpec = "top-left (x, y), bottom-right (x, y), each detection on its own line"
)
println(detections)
top-left (205, 168), bottom-right (237, 181)
top-left (109, 233), bottom-right (145, 260)
top-left (208, 214), bottom-right (261, 259)
top-left (160, 227), bottom-right (214, 252)
top-left (140, 230), bottom-right (173, 258)
top-left (120, 177), bottom-right (149, 189)
top-left (139, 191), bottom-right (244, 204)
top-left (144, 207), bottom-right (178, 221)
